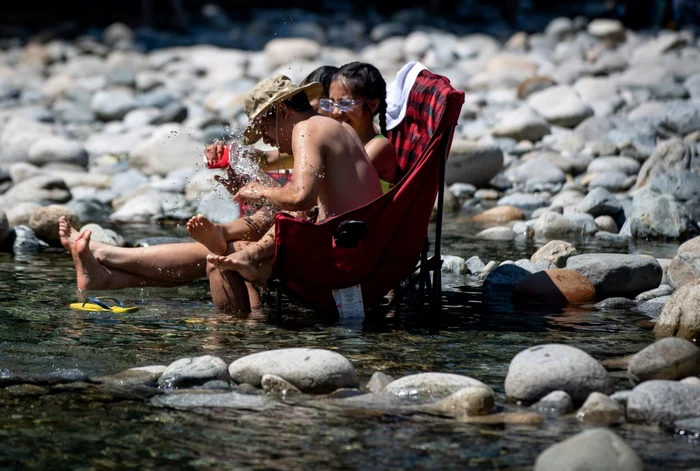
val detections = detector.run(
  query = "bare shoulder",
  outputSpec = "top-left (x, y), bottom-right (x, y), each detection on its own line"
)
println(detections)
top-left (293, 116), bottom-right (342, 142)
top-left (365, 135), bottom-right (397, 160)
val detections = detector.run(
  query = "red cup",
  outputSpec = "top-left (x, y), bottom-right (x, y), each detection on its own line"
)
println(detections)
top-left (206, 144), bottom-right (230, 169)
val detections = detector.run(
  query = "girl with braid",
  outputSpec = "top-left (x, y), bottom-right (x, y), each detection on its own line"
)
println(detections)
top-left (325, 62), bottom-right (398, 192)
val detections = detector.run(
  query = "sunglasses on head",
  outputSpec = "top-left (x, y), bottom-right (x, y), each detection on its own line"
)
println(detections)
top-left (319, 98), bottom-right (366, 112)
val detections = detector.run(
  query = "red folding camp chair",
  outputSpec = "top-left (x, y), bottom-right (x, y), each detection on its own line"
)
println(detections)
top-left (267, 70), bottom-right (465, 321)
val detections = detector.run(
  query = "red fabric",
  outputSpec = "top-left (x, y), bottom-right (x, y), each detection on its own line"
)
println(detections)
top-left (270, 70), bottom-right (464, 312)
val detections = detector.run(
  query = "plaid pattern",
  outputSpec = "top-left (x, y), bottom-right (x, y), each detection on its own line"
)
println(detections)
top-left (387, 71), bottom-right (461, 181)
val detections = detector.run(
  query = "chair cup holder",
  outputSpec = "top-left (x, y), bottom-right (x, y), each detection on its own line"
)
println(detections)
top-left (333, 220), bottom-right (368, 248)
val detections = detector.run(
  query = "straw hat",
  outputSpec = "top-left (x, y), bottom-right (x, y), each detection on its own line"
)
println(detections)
top-left (242, 74), bottom-right (323, 144)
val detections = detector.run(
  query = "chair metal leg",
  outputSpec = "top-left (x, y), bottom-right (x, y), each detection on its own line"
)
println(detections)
top-left (417, 237), bottom-right (429, 318)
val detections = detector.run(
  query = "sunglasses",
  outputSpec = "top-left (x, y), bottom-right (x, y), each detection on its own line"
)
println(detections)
top-left (319, 98), bottom-right (366, 113)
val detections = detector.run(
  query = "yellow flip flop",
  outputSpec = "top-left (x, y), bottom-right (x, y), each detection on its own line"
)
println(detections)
top-left (70, 296), bottom-right (139, 313)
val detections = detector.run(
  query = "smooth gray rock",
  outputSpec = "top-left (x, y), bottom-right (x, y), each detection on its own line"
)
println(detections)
top-left (576, 187), bottom-right (622, 217)
top-left (505, 344), bottom-right (613, 404)
top-left (594, 297), bottom-right (636, 311)
top-left (627, 380), bottom-right (700, 424)
top-left (534, 428), bottom-right (643, 471)
top-left (635, 284), bottom-right (673, 302)
top-left (628, 190), bottom-right (692, 240)
top-left (530, 390), bottom-right (574, 415)
top-left (576, 392), bottom-right (625, 424)
top-left (365, 372), bottom-right (395, 393)
top-left (566, 253), bottom-right (662, 299)
top-left (383, 373), bottom-right (490, 400)
top-left (228, 348), bottom-right (358, 394)
top-left (152, 391), bottom-right (273, 411)
top-left (531, 240), bottom-right (577, 268)
top-left (628, 337), bottom-right (700, 385)
top-left (534, 211), bottom-right (598, 239)
top-left (637, 295), bottom-right (671, 318)
top-left (159, 355), bottom-right (229, 389)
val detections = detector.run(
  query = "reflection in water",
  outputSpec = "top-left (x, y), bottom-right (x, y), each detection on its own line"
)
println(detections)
top-left (0, 221), bottom-right (695, 469)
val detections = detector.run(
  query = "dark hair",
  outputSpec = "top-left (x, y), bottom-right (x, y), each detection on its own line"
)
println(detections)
top-left (333, 62), bottom-right (388, 136)
top-left (301, 65), bottom-right (339, 98)
top-left (265, 90), bottom-right (313, 119)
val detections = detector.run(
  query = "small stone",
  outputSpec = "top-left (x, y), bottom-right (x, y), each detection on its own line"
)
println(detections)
top-left (261, 374), bottom-right (301, 395)
top-left (531, 240), bottom-right (577, 268)
top-left (426, 386), bottom-right (495, 417)
top-left (628, 337), bottom-right (700, 385)
top-left (383, 373), bottom-right (490, 400)
top-left (473, 205), bottom-right (525, 224)
top-left (459, 412), bottom-right (543, 425)
top-left (680, 377), bottom-right (700, 387)
top-left (159, 355), bottom-right (229, 389)
top-left (365, 372), bottom-right (394, 393)
top-left (530, 390), bottom-right (573, 415)
top-left (576, 392), bottom-right (625, 424)
top-left (594, 297), bottom-right (636, 311)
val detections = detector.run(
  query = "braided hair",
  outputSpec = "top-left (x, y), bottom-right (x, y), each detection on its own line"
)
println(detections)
top-left (333, 62), bottom-right (388, 136)
top-left (301, 65), bottom-right (339, 98)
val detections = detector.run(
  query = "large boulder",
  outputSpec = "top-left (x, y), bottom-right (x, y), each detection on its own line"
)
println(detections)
top-left (491, 106), bottom-right (551, 142)
top-left (227, 348), bottom-right (358, 394)
top-left (635, 137), bottom-right (697, 189)
top-left (527, 85), bottom-right (594, 128)
top-left (628, 190), bottom-right (692, 240)
top-left (628, 338), bottom-right (700, 385)
top-left (666, 236), bottom-right (700, 289)
top-left (654, 279), bottom-right (700, 340)
top-left (505, 344), bottom-right (612, 404)
top-left (566, 253), bottom-right (662, 299)
top-left (627, 380), bottom-right (700, 425)
top-left (445, 140), bottom-right (503, 187)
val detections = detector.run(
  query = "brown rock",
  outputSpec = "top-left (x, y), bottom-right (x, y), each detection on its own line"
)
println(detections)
top-left (473, 205), bottom-right (525, 224)
top-left (27, 205), bottom-right (81, 246)
top-left (517, 76), bottom-right (557, 100)
top-left (531, 240), bottom-right (578, 268)
top-left (511, 269), bottom-right (596, 307)
top-left (654, 279), bottom-right (700, 340)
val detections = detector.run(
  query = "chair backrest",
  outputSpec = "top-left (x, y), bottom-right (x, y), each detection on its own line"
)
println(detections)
top-left (387, 70), bottom-right (462, 181)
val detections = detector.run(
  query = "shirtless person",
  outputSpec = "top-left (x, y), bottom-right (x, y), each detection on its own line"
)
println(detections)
top-left (192, 74), bottom-right (383, 313)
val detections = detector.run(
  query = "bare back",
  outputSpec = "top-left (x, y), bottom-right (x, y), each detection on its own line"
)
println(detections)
top-left (290, 115), bottom-right (382, 220)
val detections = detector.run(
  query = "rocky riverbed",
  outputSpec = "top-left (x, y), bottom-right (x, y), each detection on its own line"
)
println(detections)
top-left (1, 9), bottom-right (700, 469)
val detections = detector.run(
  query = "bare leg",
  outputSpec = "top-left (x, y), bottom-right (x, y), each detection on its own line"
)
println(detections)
top-left (186, 214), bottom-right (228, 255)
top-left (60, 216), bottom-right (208, 283)
top-left (186, 209), bottom-right (275, 255)
top-left (71, 230), bottom-right (183, 291)
top-left (206, 226), bottom-right (275, 282)
top-left (207, 242), bottom-right (252, 315)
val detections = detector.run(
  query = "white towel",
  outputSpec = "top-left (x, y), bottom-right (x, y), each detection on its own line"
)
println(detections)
top-left (385, 61), bottom-right (428, 131)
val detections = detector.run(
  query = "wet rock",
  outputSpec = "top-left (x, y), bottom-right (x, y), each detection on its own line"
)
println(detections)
top-left (594, 297), bottom-right (636, 311)
top-left (476, 226), bottom-right (517, 241)
top-left (505, 344), bottom-right (612, 404)
top-left (492, 106), bottom-right (550, 142)
top-left (365, 372), bottom-right (394, 393)
top-left (534, 211), bottom-right (598, 239)
top-left (424, 386), bottom-right (495, 417)
top-left (441, 255), bottom-right (467, 274)
top-left (628, 338), bottom-right (700, 386)
top-left (261, 374), bottom-right (301, 395)
top-left (670, 416), bottom-right (700, 438)
top-left (0, 210), bottom-right (9, 246)
top-left (576, 187), bottom-right (622, 217)
top-left (576, 392), bottom-right (625, 424)
top-left (594, 215), bottom-right (618, 233)
top-left (152, 391), bottom-right (274, 411)
top-left (530, 390), bottom-right (573, 416)
top-left (667, 237), bottom-right (700, 290)
top-left (681, 377), bottom-right (700, 387)
top-left (466, 255), bottom-right (486, 274)
top-left (458, 412), bottom-right (543, 425)
top-left (527, 85), bottom-right (594, 128)
top-left (637, 295), bottom-right (671, 318)
top-left (534, 428), bottom-right (642, 471)
top-left (566, 253), bottom-right (662, 299)
top-left (27, 205), bottom-right (80, 246)
top-left (445, 140), bottom-right (504, 187)
top-left (6, 384), bottom-right (50, 396)
top-left (383, 372), bottom-right (489, 400)
top-left (512, 269), bottom-right (596, 307)
top-left (530, 240), bottom-right (577, 268)
top-left (483, 264), bottom-right (532, 303)
top-left (628, 190), bottom-right (692, 240)
top-left (627, 380), bottom-right (700, 425)
top-left (448, 183), bottom-right (476, 199)
top-left (472, 205), bottom-right (524, 224)
top-left (9, 226), bottom-right (48, 254)
top-left (654, 280), bottom-right (700, 340)
top-left (96, 366), bottom-right (164, 387)
top-left (635, 285), bottom-right (674, 302)
top-left (158, 355), bottom-right (229, 389)
top-left (228, 348), bottom-right (358, 394)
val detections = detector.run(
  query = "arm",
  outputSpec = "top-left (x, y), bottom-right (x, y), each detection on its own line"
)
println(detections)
top-left (364, 138), bottom-right (398, 184)
top-left (236, 122), bottom-right (322, 211)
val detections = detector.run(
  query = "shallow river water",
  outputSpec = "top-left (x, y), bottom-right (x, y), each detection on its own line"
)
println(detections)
top-left (1, 219), bottom-right (698, 470)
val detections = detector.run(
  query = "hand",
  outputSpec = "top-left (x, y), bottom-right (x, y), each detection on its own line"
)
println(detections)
top-left (234, 182), bottom-right (267, 204)
top-left (204, 140), bottom-right (226, 167)
top-left (214, 166), bottom-right (245, 196)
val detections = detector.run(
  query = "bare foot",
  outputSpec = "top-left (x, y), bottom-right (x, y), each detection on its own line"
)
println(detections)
top-left (71, 230), bottom-right (112, 291)
top-left (187, 214), bottom-right (227, 255)
top-left (207, 252), bottom-right (260, 281)
top-left (58, 216), bottom-right (79, 252)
